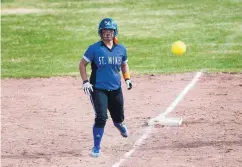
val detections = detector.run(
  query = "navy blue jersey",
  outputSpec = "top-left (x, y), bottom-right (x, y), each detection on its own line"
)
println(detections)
top-left (83, 41), bottom-right (128, 90)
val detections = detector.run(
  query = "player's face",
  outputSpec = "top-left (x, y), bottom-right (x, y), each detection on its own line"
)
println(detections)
top-left (101, 29), bottom-right (114, 42)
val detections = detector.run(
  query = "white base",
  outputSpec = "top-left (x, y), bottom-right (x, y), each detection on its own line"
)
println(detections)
top-left (148, 117), bottom-right (183, 126)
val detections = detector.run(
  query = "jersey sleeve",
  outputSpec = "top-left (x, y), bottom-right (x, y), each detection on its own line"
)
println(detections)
top-left (83, 46), bottom-right (94, 63)
top-left (122, 47), bottom-right (128, 64)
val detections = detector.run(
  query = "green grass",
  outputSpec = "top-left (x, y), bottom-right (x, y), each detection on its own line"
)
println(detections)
top-left (1, 0), bottom-right (242, 78)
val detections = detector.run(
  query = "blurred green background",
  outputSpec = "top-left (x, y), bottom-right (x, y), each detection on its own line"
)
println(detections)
top-left (1, 0), bottom-right (242, 78)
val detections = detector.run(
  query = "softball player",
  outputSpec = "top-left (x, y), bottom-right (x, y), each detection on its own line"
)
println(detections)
top-left (79, 18), bottom-right (132, 157)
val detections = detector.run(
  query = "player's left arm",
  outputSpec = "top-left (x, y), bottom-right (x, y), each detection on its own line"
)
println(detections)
top-left (121, 62), bottom-right (132, 90)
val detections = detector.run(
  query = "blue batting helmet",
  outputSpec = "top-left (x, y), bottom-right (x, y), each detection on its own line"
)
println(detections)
top-left (98, 18), bottom-right (118, 37)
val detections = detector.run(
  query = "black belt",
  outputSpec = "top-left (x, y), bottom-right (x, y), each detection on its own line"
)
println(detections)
top-left (94, 87), bottom-right (121, 92)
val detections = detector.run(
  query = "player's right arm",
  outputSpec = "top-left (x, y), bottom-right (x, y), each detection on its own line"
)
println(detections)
top-left (79, 58), bottom-right (89, 82)
top-left (79, 58), bottom-right (93, 95)
top-left (79, 46), bottom-right (94, 95)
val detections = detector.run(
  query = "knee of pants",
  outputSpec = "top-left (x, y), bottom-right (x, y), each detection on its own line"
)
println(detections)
top-left (112, 116), bottom-right (124, 124)
top-left (94, 117), bottom-right (107, 128)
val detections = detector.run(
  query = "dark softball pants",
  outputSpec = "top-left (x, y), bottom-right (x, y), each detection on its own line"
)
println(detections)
top-left (90, 87), bottom-right (124, 128)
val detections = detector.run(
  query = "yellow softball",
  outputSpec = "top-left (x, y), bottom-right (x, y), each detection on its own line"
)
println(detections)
top-left (171, 41), bottom-right (187, 56)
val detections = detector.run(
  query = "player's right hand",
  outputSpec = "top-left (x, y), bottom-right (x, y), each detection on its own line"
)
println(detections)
top-left (83, 80), bottom-right (93, 96)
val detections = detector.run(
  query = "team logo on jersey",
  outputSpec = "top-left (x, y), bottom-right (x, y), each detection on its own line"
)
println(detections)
top-left (98, 56), bottom-right (122, 65)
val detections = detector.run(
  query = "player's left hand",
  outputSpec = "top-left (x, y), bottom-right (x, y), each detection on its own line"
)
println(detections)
top-left (125, 79), bottom-right (132, 90)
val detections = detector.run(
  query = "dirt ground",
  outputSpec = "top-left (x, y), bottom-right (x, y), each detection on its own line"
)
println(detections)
top-left (1, 73), bottom-right (242, 167)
